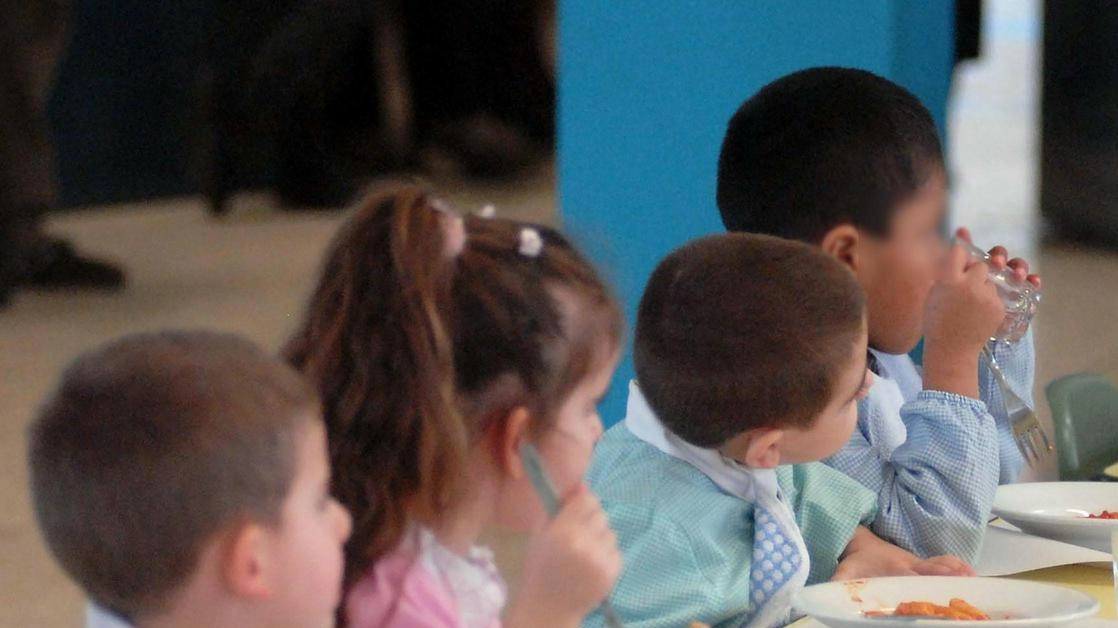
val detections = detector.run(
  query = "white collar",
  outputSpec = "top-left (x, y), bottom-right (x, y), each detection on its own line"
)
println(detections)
top-left (415, 527), bottom-right (506, 628)
top-left (623, 380), bottom-right (811, 628)
top-left (623, 380), bottom-right (781, 503)
top-left (869, 348), bottom-right (922, 399)
top-left (85, 604), bottom-right (134, 628)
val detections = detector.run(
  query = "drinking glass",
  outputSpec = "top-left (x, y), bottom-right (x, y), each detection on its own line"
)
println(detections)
top-left (1112, 528), bottom-right (1118, 614)
top-left (955, 237), bottom-right (1041, 344)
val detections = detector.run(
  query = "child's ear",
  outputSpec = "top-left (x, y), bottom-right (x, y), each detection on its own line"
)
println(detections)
top-left (221, 522), bottom-right (274, 600)
top-left (723, 427), bottom-right (784, 469)
top-left (487, 406), bottom-right (533, 479)
top-left (819, 224), bottom-right (861, 272)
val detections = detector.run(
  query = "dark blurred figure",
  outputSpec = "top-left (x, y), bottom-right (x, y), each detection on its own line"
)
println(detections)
top-left (401, 0), bottom-right (555, 174)
top-left (0, 0), bottom-right (125, 307)
top-left (205, 0), bottom-right (555, 213)
top-left (1041, 0), bottom-right (1118, 247)
top-left (954, 0), bottom-right (982, 64)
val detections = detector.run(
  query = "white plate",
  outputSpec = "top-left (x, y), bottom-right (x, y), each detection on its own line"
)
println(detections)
top-left (792, 576), bottom-right (1099, 628)
top-left (992, 482), bottom-right (1118, 552)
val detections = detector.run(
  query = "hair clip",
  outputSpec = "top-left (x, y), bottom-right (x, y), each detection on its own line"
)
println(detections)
top-left (477, 204), bottom-right (496, 219)
top-left (518, 228), bottom-right (543, 258)
top-left (429, 198), bottom-right (454, 216)
top-left (442, 214), bottom-right (466, 259)
top-left (426, 197), bottom-right (466, 258)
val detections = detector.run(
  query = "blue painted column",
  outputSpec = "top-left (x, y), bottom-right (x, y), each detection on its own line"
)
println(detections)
top-left (559, 1), bottom-right (956, 425)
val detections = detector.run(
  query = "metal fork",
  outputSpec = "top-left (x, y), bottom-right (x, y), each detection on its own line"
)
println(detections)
top-left (980, 344), bottom-right (1052, 466)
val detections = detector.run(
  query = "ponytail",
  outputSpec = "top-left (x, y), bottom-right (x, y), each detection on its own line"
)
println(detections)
top-left (284, 185), bottom-right (466, 588)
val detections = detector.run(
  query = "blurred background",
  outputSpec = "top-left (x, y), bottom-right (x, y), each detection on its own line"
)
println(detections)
top-left (3, 0), bottom-right (1118, 625)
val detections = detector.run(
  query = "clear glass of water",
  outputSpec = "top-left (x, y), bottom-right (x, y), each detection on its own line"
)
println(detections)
top-left (955, 237), bottom-right (1041, 344)
top-left (1112, 528), bottom-right (1118, 613)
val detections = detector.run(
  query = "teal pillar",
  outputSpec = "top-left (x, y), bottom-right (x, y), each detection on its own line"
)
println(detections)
top-left (559, 1), bottom-right (956, 425)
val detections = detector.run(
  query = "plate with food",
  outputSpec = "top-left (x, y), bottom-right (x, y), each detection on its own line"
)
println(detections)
top-left (792, 576), bottom-right (1099, 628)
top-left (991, 482), bottom-right (1118, 551)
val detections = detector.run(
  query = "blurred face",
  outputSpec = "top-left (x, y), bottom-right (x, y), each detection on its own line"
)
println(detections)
top-left (856, 168), bottom-right (947, 354)
top-left (776, 322), bottom-right (871, 464)
top-left (496, 349), bottom-right (619, 530)
top-left (265, 419), bottom-right (352, 628)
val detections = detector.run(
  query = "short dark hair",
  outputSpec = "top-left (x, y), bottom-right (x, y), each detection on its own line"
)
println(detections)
top-left (28, 330), bottom-right (319, 620)
top-left (634, 233), bottom-right (866, 448)
top-left (717, 66), bottom-right (943, 243)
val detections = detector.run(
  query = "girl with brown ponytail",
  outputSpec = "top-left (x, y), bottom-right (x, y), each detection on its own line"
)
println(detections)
top-left (285, 185), bottom-right (623, 628)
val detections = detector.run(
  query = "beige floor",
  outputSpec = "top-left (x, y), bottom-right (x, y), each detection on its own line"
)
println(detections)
top-left (5, 1), bottom-right (1118, 626)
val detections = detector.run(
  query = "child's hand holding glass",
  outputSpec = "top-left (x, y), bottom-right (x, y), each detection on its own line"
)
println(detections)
top-left (922, 235), bottom-right (1007, 398)
top-left (954, 227), bottom-right (1042, 344)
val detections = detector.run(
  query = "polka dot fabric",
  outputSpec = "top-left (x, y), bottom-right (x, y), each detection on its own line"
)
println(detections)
top-left (748, 506), bottom-right (804, 611)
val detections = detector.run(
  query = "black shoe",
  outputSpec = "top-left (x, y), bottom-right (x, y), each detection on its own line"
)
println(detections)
top-left (0, 214), bottom-right (34, 309)
top-left (25, 240), bottom-right (126, 291)
top-left (0, 250), bottom-right (16, 308)
top-left (427, 114), bottom-right (544, 179)
top-left (275, 146), bottom-right (360, 211)
top-left (276, 179), bottom-right (358, 211)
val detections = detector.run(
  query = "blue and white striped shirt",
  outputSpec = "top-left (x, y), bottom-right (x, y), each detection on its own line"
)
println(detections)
top-left (825, 330), bottom-right (1035, 562)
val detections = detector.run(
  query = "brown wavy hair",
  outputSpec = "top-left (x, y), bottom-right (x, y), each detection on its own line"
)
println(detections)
top-left (284, 185), bottom-right (622, 596)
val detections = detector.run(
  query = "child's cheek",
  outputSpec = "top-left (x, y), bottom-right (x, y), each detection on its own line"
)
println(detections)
top-left (551, 459), bottom-right (583, 497)
top-left (541, 428), bottom-right (598, 492)
top-left (547, 450), bottom-right (590, 497)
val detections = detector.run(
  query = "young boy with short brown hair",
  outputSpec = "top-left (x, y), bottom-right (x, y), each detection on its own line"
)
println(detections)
top-left (28, 330), bottom-right (352, 628)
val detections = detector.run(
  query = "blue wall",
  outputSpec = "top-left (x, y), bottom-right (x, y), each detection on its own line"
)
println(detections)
top-left (558, 1), bottom-right (956, 426)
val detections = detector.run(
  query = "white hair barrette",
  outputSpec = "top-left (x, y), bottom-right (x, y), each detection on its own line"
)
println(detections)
top-left (518, 228), bottom-right (543, 258)
top-left (429, 197), bottom-right (454, 215)
top-left (428, 198), bottom-right (466, 259)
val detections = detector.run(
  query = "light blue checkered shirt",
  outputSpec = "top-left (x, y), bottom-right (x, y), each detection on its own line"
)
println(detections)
top-left (825, 330), bottom-right (1035, 563)
top-left (583, 387), bottom-right (877, 628)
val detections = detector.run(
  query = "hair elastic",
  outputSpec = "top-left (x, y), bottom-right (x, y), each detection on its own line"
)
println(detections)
top-left (518, 228), bottom-right (543, 258)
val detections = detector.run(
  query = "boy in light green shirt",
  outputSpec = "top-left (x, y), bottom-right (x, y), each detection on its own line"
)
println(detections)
top-left (585, 234), bottom-right (972, 628)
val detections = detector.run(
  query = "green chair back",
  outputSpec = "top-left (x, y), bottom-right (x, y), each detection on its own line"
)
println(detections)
top-left (1045, 373), bottom-right (1118, 481)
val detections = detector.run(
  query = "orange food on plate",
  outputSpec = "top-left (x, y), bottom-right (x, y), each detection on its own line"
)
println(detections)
top-left (892, 598), bottom-right (990, 620)
top-left (949, 598), bottom-right (991, 620)
top-left (1087, 510), bottom-right (1118, 519)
